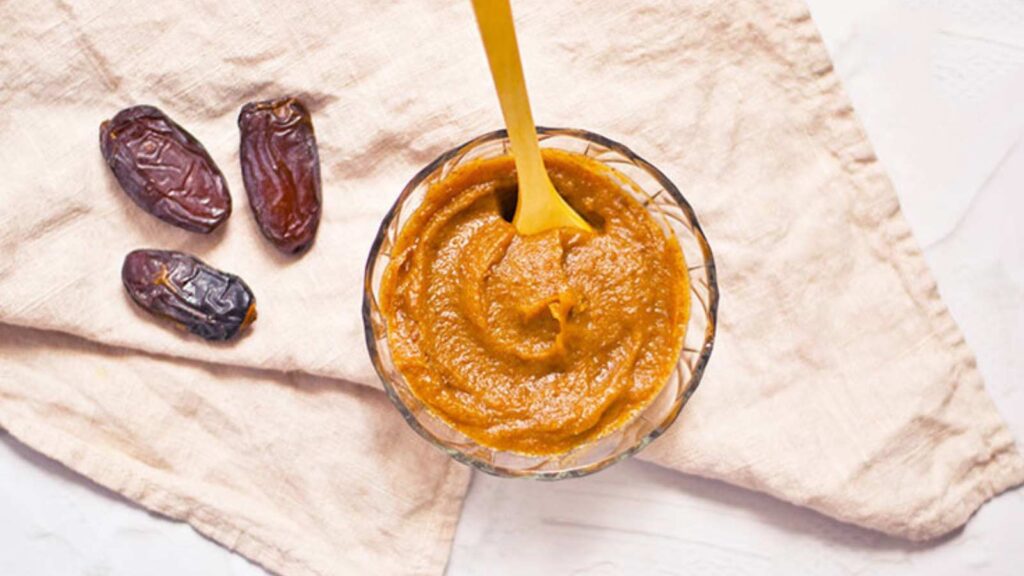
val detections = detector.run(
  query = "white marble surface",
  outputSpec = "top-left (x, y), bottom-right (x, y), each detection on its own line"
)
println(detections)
top-left (2, 1), bottom-right (1023, 574)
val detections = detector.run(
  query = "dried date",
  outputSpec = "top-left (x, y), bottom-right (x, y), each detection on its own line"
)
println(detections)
top-left (238, 97), bottom-right (322, 254)
top-left (100, 106), bottom-right (231, 233)
top-left (122, 249), bottom-right (256, 341)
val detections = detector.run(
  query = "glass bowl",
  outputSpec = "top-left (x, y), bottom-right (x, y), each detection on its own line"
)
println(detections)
top-left (362, 127), bottom-right (718, 479)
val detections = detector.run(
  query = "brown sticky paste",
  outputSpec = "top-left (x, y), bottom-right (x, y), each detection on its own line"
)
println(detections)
top-left (380, 149), bottom-right (690, 455)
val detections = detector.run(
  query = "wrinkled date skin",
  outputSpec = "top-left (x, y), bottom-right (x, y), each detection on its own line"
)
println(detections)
top-left (238, 97), bottom-right (322, 254)
top-left (122, 249), bottom-right (257, 341)
top-left (100, 106), bottom-right (232, 233)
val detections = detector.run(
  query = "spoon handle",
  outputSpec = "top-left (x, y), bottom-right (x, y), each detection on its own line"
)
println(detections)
top-left (470, 0), bottom-right (547, 192)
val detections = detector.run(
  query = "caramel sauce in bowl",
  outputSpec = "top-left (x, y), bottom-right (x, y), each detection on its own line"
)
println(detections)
top-left (363, 128), bottom-right (717, 479)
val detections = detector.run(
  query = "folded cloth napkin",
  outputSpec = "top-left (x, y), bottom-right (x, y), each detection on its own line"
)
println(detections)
top-left (1, 0), bottom-right (1021, 573)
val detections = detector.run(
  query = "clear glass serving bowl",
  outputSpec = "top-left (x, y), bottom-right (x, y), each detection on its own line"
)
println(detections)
top-left (362, 127), bottom-right (718, 479)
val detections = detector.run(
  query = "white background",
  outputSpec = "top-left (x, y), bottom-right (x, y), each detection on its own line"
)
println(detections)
top-left (2, 1), bottom-right (1023, 574)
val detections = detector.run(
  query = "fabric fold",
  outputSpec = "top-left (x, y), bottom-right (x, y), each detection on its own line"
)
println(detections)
top-left (0, 323), bottom-right (470, 576)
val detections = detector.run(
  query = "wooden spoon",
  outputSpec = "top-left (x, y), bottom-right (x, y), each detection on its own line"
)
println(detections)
top-left (471, 0), bottom-right (592, 235)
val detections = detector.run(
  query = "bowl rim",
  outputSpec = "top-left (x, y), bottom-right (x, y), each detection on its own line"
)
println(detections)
top-left (362, 126), bottom-right (719, 479)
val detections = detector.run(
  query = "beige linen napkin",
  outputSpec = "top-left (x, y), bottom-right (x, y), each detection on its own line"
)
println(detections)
top-left (1, 0), bottom-right (1021, 572)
